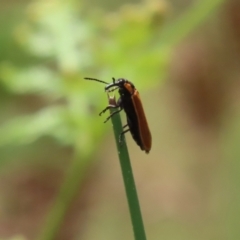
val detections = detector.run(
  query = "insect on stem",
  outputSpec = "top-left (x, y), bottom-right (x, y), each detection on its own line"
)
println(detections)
top-left (84, 77), bottom-right (152, 153)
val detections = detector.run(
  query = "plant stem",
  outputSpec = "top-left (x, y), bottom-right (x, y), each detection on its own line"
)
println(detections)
top-left (108, 95), bottom-right (147, 240)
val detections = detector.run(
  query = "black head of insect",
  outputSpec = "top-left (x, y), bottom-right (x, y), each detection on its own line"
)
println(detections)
top-left (84, 77), bottom-right (135, 94)
top-left (105, 78), bottom-right (136, 97)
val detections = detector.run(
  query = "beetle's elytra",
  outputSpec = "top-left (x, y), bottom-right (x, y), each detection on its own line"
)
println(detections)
top-left (84, 77), bottom-right (152, 153)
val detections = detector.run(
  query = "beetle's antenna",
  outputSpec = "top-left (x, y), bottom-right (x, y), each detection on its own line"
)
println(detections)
top-left (84, 77), bottom-right (109, 85)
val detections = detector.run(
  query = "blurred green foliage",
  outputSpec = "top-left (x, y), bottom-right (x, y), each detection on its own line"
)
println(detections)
top-left (0, 0), bottom-right (167, 157)
top-left (0, 0), bottom-right (226, 239)
top-left (0, 0), bottom-right (225, 156)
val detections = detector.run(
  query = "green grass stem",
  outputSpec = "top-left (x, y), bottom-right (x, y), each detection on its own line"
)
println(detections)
top-left (108, 95), bottom-right (147, 240)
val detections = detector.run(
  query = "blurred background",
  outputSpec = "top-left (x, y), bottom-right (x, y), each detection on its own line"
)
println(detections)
top-left (0, 0), bottom-right (240, 239)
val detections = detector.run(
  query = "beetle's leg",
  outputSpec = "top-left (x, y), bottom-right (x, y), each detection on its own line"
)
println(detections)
top-left (119, 128), bottom-right (130, 144)
top-left (99, 96), bottom-right (122, 116)
top-left (122, 123), bottom-right (129, 129)
top-left (103, 107), bottom-right (123, 123)
top-left (99, 104), bottom-right (118, 116)
top-left (100, 97), bottom-right (123, 123)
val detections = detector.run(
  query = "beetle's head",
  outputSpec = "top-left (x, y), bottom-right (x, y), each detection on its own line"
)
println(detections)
top-left (105, 78), bottom-right (134, 91)
top-left (84, 77), bottom-right (135, 93)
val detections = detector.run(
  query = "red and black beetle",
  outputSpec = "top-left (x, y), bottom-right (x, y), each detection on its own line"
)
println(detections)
top-left (84, 77), bottom-right (152, 153)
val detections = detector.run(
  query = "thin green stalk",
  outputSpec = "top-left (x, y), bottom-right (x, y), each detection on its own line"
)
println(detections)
top-left (108, 95), bottom-right (147, 240)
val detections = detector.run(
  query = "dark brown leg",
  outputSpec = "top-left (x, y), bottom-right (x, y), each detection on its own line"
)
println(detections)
top-left (103, 108), bottom-right (123, 123)
top-left (119, 128), bottom-right (130, 143)
top-left (99, 104), bottom-right (119, 116)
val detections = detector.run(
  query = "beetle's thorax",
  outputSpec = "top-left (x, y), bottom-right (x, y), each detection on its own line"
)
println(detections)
top-left (117, 79), bottom-right (135, 95)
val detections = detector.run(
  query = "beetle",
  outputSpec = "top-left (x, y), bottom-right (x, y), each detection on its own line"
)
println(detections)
top-left (84, 77), bottom-right (152, 153)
